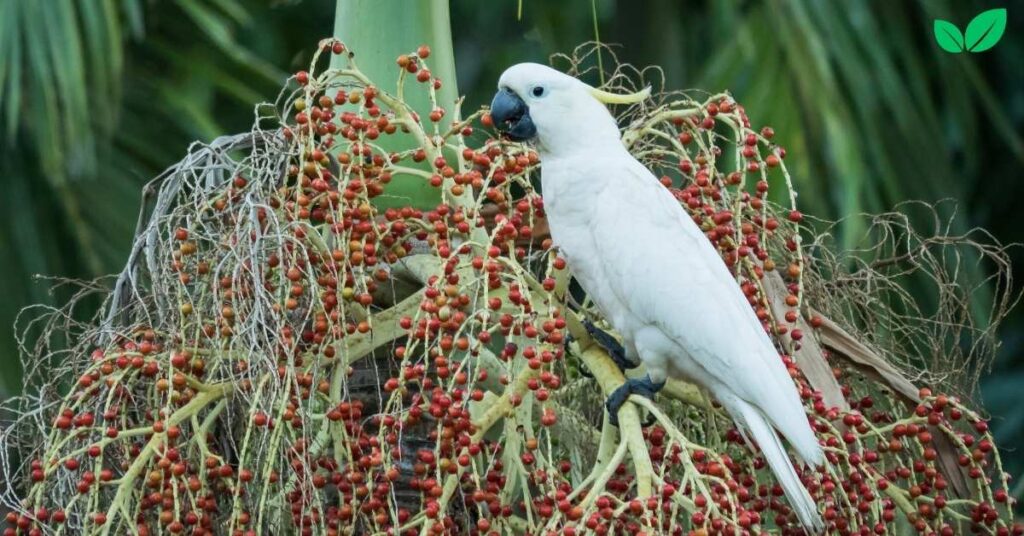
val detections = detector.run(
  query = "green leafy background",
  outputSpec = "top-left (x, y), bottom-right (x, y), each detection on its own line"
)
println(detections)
top-left (1, 0), bottom-right (1023, 487)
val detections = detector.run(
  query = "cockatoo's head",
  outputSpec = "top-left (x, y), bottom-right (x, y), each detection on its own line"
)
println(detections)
top-left (490, 63), bottom-right (649, 156)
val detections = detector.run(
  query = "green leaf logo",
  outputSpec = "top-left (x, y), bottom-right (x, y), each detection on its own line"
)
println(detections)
top-left (934, 19), bottom-right (965, 52)
top-left (965, 8), bottom-right (1008, 52)
top-left (934, 9), bottom-right (1007, 54)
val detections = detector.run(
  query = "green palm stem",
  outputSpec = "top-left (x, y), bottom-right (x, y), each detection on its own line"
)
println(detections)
top-left (330, 0), bottom-right (460, 209)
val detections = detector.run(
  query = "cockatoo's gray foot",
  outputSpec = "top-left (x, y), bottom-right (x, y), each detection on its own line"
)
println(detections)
top-left (582, 319), bottom-right (638, 372)
top-left (606, 375), bottom-right (665, 427)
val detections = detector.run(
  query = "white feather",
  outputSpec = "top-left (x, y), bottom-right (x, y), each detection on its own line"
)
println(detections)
top-left (728, 395), bottom-right (825, 532)
top-left (497, 63), bottom-right (825, 532)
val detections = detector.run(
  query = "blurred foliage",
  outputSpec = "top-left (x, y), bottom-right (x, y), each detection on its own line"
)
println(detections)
top-left (0, 0), bottom-right (336, 397)
top-left (1, 0), bottom-right (1023, 483)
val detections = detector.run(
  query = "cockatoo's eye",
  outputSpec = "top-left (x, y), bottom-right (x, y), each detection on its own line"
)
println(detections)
top-left (531, 86), bottom-right (547, 98)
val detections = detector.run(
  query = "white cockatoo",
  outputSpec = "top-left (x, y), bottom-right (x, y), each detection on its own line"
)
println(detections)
top-left (489, 63), bottom-right (825, 532)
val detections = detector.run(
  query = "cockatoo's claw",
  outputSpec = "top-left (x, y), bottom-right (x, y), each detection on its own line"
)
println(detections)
top-left (605, 375), bottom-right (665, 427)
top-left (582, 319), bottom-right (637, 372)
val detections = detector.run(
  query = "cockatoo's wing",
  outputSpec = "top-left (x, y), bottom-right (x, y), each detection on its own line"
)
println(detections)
top-left (588, 158), bottom-right (821, 466)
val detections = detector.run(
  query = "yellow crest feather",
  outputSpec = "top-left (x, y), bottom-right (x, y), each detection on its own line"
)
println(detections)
top-left (588, 85), bottom-right (651, 105)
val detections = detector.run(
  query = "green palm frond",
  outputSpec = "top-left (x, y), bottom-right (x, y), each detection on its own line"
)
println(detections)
top-left (0, 0), bottom-right (329, 397)
top-left (1, 0), bottom-right (115, 181)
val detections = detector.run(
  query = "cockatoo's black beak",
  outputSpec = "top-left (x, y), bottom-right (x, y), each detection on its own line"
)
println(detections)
top-left (490, 88), bottom-right (536, 141)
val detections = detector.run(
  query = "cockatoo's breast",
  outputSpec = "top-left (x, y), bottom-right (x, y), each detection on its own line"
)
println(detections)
top-left (539, 153), bottom-right (646, 334)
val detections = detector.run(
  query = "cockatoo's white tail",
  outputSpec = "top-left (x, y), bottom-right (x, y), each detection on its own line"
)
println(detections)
top-left (731, 399), bottom-right (824, 533)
